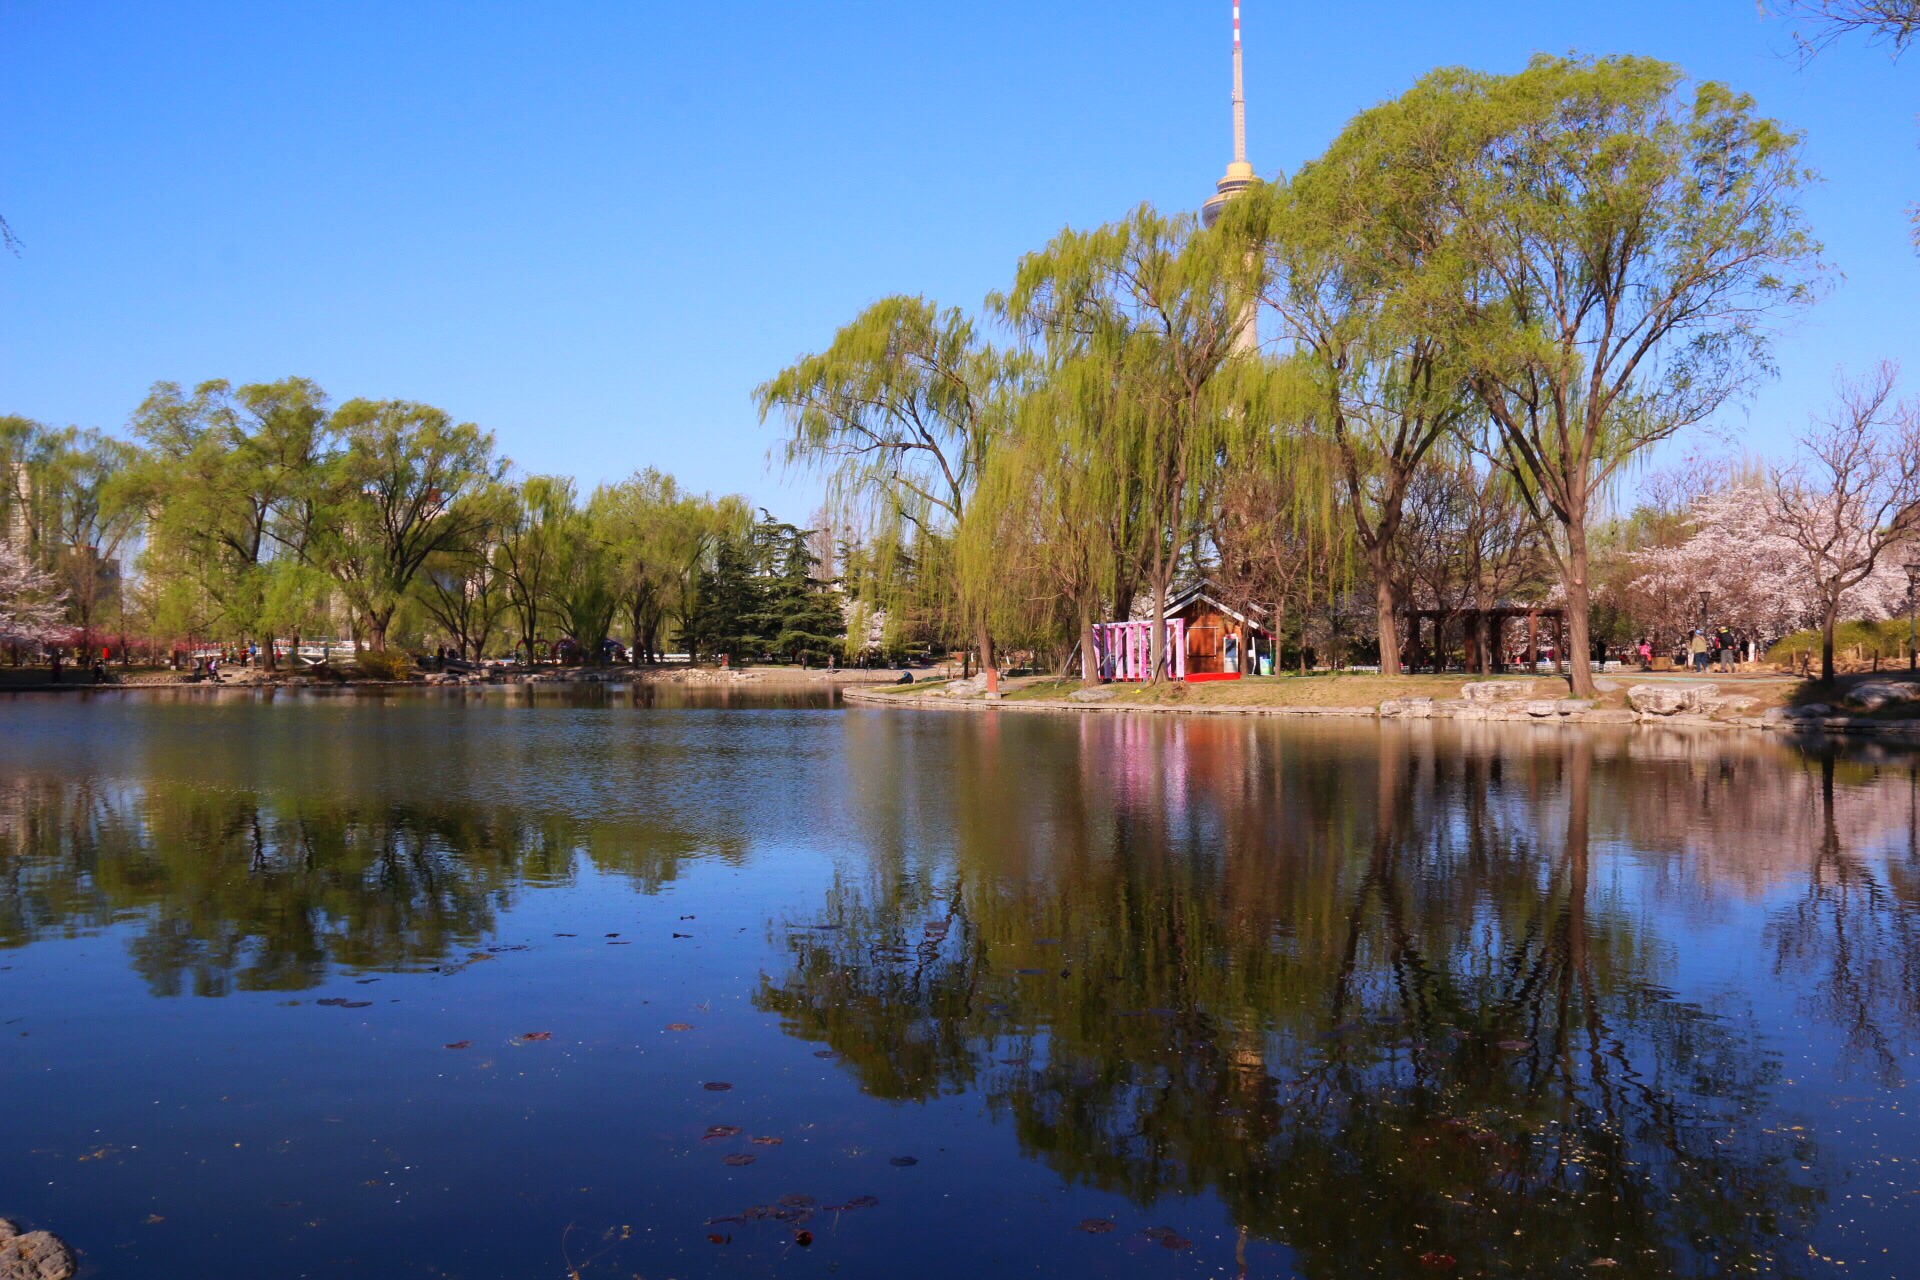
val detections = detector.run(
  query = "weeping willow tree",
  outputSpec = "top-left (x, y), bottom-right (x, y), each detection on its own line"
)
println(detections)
top-left (1204, 360), bottom-right (1352, 672)
top-left (757, 296), bottom-right (1017, 673)
top-left (1228, 90), bottom-right (1480, 676)
top-left (959, 356), bottom-right (1128, 683)
top-left (997, 204), bottom-right (1272, 683)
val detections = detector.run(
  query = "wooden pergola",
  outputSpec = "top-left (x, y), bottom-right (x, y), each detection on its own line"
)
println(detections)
top-left (1403, 606), bottom-right (1567, 675)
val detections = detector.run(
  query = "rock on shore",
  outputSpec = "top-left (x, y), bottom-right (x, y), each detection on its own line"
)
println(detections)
top-left (0, 1220), bottom-right (75, 1280)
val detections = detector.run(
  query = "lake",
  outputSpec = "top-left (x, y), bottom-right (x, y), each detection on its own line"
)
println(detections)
top-left (1, 686), bottom-right (1917, 1278)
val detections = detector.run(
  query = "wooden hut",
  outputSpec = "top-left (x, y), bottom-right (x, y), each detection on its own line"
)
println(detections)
top-left (1165, 582), bottom-right (1272, 677)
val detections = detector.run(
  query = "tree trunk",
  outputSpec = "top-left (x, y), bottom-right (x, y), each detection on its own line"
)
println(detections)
top-left (1372, 553), bottom-right (1402, 677)
top-left (975, 619), bottom-right (995, 678)
top-left (1560, 526), bottom-right (1597, 698)
top-left (1821, 600), bottom-right (1839, 686)
top-left (263, 633), bottom-right (277, 672)
top-left (1079, 602), bottom-right (1099, 686)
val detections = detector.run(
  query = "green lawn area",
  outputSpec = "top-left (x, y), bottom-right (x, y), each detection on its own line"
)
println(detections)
top-left (1006, 672), bottom-right (1569, 708)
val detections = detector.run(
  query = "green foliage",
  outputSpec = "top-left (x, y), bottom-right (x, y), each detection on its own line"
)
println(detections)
top-left (758, 295), bottom-right (1016, 660)
top-left (1767, 618), bottom-right (1916, 666)
top-left (683, 513), bottom-right (846, 663)
top-left (352, 648), bottom-right (415, 681)
top-left (317, 399), bottom-right (506, 650)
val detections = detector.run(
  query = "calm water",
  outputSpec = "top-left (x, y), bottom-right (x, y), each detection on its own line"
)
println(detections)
top-left (2, 687), bottom-right (1918, 1279)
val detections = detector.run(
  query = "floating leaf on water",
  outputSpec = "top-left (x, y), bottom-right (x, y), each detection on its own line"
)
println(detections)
top-left (704, 1125), bottom-right (742, 1140)
top-left (608, 941), bottom-right (631, 946)
top-left (1498, 1039), bottom-right (1532, 1052)
top-left (750, 1136), bottom-right (783, 1146)
top-left (722, 1153), bottom-right (756, 1167)
top-left (1141, 1227), bottom-right (1191, 1250)
top-left (703, 1081), bottom-right (733, 1092)
top-left (779, 1194), bottom-right (816, 1207)
top-left (1076, 1218), bottom-right (1117, 1234)
top-left (707, 1232), bottom-right (730, 1244)
top-left (666, 1022), bottom-right (694, 1032)
top-left (1418, 1252), bottom-right (1457, 1270)
top-left (1588, 1260), bottom-right (1619, 1269)
top-left (998, 1057), bottom-right (1031, 1066)
top-left (673, 932), bottom-right (692, 939)
top-left (839, 1195), bottom-right (879, 1210)
top-left (604, 933), bottom-right (620, 938)
top-left (1034, 938), bottom-right (1059, 946)
top-left (889, 1156), bottom-right (918, 1167)
top-left (1015, 968), bottom-right (1045, 976)
top-left (444, 1040), bottom-right (471, 1050)
top-left (812, 1050), bottom-right (838, 1060)
top-left (355, 979), bottom-right (379, 985)
top-left (519, 1031), bottom-right (552, 1042)
top-left (340, 1001), bottom-right (372, 1009)
top-left (554, 932), bottom-right (576, 937)
top-left (315, 998), bottom-right (347, 1007)
top-left (680, 914), bottom-right (696, 920)
top-left (795, 1230), bottom-right (814, 1246)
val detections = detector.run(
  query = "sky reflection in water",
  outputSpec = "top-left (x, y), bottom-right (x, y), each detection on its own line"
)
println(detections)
top-left (1, 686), bottom-right (1917, 1279)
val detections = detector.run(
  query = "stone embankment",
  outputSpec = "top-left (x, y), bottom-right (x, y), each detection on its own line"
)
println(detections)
top-left (848, 677), bottom-right (1920, 740)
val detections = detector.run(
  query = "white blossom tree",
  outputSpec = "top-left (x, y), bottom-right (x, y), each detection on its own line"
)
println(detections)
top-left (1770, 366), bottom-right (1920, 682)
top-left (1635, 478), bottom-right (1916, 659)
top-left (0, 541), bottom-right (68, 649)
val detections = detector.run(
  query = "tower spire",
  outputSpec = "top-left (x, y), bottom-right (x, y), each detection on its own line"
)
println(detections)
top-left (1233, 1), bottom-right (1246, 166)
top-left (1203, 1), bottom-right (1254, 229)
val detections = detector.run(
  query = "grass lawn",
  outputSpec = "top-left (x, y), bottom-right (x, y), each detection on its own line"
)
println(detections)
top-left (1006, 672), bottom-right (1569, 708)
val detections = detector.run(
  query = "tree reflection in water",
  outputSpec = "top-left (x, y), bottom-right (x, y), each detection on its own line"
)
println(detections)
top-left (0, 774), bottom-right (715, 995)
top-left (755, 720), bottom-right (1898, 1278)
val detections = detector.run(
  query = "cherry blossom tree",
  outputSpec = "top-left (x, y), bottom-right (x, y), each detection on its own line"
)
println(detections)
top-left (1770, 365), bottom-right (1920, 682)
top-left (0, 541), bottom-right (67, 649)
top-left (1633, 478), bottom-right (1915, 657)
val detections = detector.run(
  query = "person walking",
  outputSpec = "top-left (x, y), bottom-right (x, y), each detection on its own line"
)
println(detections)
top-left (1637, 637), bottom-right (1653, 670)
top-left (1715, 626), bottom-right (1736, 674)
top-left (1689, 630), bottom-right (1710, 673)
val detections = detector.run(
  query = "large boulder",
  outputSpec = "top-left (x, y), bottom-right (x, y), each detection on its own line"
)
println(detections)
top-left (1628, 683), bottom-right (1717, 716)
top-left (1379, 697), bottom-right (1435, 719)
top-left (1849, 681), bottom-right (1919, 711)
top-left (1068, 685), bottom-right (1117, 703)
top-left (1461, 681), bottom-right (1532, 704)
top-left (941, 674), bottom-right (991, 698)
top-left (0, 1220), bottom-right (75, 1280)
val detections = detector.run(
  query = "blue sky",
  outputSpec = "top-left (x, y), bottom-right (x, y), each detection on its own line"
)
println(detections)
top-left (3, 1), bottom-right (1915, 521)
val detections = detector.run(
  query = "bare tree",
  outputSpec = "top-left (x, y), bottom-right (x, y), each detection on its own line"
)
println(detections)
top-left (1767, 1), bottom-right (1920, 60)
top-left (1769, 364), bottom-right (1920, 683)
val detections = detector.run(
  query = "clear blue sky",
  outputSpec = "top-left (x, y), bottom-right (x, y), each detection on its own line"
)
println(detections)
top-left (3, 1), bottom-right (1915, 521)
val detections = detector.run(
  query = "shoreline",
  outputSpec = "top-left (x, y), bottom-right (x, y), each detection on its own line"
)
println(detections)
top-left (843, 681), bottom-right (1920, 742)
top-left (0, 666), bottom-right (911, 695)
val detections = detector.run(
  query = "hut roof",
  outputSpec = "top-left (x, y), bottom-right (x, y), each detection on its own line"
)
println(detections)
top-left (1163, 580), bottom-right (1272, 634)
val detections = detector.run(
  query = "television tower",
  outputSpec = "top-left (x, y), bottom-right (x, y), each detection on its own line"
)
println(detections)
top-left (1201, 2), bottom-right (1255, 229)
top-left (1202, 3), bottom-right (1258, 353)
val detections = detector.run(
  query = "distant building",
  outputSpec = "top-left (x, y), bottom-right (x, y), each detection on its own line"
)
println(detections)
top-left (4, 461), bottom-right (30, 548)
